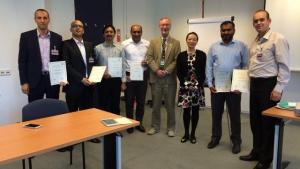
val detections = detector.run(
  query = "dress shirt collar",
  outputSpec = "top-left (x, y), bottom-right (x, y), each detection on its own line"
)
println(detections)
top-left (73, 37), bottom-right (84, 45)
top-left (37, 29), bottom-right (50, 38)
top-left (256, 29), bottom-right (272, 42)
top-left (220, 40), bottom-right (235, 46)
top-left (103, 41), bottom-right (117, 47)
top-left (161, 36), bottom-right (169, 42)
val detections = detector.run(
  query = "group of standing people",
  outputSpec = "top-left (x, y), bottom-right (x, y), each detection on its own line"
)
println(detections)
top-left (18, 8), bottom-right (290, 169)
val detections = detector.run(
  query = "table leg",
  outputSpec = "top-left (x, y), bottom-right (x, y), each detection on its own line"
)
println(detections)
top-left (103, 133), bottom-right (122, 169)
top-left (273, 120), bottom-right (284, 169)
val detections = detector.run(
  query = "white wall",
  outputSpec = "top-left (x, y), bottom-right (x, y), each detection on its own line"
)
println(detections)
top-left (0, 0), bottom-right (74, 125)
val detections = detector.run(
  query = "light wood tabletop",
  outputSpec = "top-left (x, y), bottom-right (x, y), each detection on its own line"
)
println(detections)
top-left (0, 108), bottom-right (139, 165)
top-left (263, 107), bottom-right (300, 122)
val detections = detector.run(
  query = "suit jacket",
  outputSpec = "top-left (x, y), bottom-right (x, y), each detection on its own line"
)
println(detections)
top-left (146, 36), bottom-right (181, 84)
top-left (62, 38), bottom-right (96, 95)
top-left (176, 50), bottom-right (206, 87)
top-left (18, 29), bottom-right (63, 88)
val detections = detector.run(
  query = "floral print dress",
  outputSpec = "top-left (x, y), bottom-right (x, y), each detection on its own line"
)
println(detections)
top-left (177, 53), bottom-right (205, 108)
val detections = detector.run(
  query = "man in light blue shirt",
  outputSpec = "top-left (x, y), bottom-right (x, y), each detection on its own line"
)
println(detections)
top-left (206, 21), bottom-right (248, 154)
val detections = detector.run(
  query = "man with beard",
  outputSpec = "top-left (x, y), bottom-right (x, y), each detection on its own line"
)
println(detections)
top-left (206, 21), bottom-right (248, 154)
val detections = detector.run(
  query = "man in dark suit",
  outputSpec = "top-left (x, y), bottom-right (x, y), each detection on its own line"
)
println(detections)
top-left (18, 9), bottom-right (63, 102)
top-left (63, 20), bottom-right (99, 143)
top-left (63, 20), bottom-right (96, 112)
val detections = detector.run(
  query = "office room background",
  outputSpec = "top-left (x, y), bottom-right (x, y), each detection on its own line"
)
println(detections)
top-left (0, 0), bottom-right (299, 125)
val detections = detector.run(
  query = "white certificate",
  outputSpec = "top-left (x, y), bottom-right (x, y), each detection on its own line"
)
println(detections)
top-left (88, 66), bottom-right (106, 83)
top-left (49, 61), bottom-right (67, 86)
top-left (214, 71), bottom-right (232, 92)
top-left (108, 57), bottom-right (122, 77)
top-left (129, 61), bottom-right (143, 81)
top-left (231, 69), bottom-right (249, 93)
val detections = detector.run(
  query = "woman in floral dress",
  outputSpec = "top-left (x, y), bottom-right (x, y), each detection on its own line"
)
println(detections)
top-left (177, 32), bottom-right (206, 143)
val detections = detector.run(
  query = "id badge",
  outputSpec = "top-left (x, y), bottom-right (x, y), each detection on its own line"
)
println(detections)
top-left (51, 46), bottom-right (59, 55)
top-left (88, 57), bottom-right (95, 63)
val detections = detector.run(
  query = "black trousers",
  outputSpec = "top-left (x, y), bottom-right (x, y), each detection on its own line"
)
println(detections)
top-left (97, 78), bottom-right (121, 115)
top-left (65, 84), bottom-right (95, 112)
top-left (28, 74), bottom-right (59, 102)
top-left (125, 77), bottom-right (148, 123)
top-left (250, 76), bottom-right (279, 164)
top-left (210, 92), bottom-right (241, 144)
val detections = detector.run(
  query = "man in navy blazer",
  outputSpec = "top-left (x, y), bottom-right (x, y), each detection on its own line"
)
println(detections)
top-left (18, 9), bottom-right (63, 102)
top-left (62, 20), bottom-right (96, 112)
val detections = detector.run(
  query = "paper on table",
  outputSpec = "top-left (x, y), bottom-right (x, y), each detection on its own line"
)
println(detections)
top-left (114, 117), bottom-right (133, 124)
top-left (214, 71), bottom-right (232, 92)
top-left (129, 61), bottom-right (143, 81)
top-left (108, 57), bottom-right (122, 77)
top-left (231, 69), bottom-right (249, 93)
top-left (88, 66), bottom-right (106, 83)
top-left (49, 61), bottom-right (67, 85)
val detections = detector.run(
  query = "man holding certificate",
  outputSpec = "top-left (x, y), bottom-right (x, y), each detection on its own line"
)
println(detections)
top-left (94, 24), bottom-right (125, 115)
top-left (18, 9), bottom-right (63, 102)
top-left (63, 20), bottom-right (96, 112)
top-left (240, 10), bottom-right (290, 169)
top-left (122, 24), bottom-right (149, 133)
top-left (206, 21), bottom-right (248, 154)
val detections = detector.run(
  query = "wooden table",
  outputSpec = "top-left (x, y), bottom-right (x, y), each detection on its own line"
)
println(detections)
top-left (0, 108), bottom-right (139, 169)
top-left (263, 107), bottom-right (300, 169)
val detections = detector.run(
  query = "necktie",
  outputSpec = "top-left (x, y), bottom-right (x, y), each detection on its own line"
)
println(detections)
top-left (160, 38), bottom-right (166, 69)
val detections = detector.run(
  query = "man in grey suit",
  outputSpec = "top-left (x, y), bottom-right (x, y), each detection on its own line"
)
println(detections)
top-left (146, 17), bottom-right (181, 137)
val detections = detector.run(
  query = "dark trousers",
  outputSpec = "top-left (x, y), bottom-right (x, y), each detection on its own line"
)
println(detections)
top-left (125, 77), bottom-right (148, 123)
top-left (97, 78), bottom-right (121, 115)
top-left (28, 74), bottom-right (59, 102)
top-left (210, 92), bottom-right (241, 144)
top-left (65, 84), bottom-right (95, 112)
top-left (250, 77), bottom-right (279, 164)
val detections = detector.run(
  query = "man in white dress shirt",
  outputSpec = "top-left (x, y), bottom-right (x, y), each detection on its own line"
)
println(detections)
top-left (122, 24), bottom-right (150, 133)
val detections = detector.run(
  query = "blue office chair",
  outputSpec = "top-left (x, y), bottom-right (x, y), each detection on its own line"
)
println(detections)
top-left (22, 98), bottom-right (86, 169)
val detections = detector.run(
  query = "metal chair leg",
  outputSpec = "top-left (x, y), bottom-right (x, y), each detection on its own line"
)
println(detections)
top-left (28, 157), bottom-right (33, 169)
top-left (82, 142), bottom-right (86, 169)
top-left (70, 148), bottom-right (73, 165)
top-left (22, 159), bottom-right (26, 169)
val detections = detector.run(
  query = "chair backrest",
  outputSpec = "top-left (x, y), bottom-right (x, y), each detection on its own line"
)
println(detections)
top-left (22, 98), bottom-right (69, 122)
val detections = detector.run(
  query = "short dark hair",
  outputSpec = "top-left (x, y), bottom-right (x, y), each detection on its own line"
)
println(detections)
top-left (34, 9), bottom-right (49, 18)
top-left (220, 21), bottom-right (235, 29)
top-left (186, 32), bottom-right (198, 41)
top-left (102, 24), bottom-right (116, 34)
top-left (254, 9), bottom-right (270, 19)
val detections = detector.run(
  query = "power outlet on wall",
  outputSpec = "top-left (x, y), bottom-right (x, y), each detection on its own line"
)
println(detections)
top-left (0, 69), bottom-right (11, 76)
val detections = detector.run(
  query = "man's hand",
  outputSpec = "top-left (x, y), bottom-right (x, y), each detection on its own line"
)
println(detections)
top-left (141, 60), bottom-right (148, 66)
top-left (209, 86), bottom-right (217, 93)
top-left (121, 82), bottom-right (127, 91)
top-left (156, 69), bottom-right (165, 78)
top-left (21, 83), bottom-right (29, 94)
top-left (270, 90), bottom-right (282, 101)
top-left (81, 78), bottom-right (92, 86)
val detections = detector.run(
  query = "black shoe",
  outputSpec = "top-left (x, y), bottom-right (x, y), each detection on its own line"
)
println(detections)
top-left (57, 146), bottom-right (73, 152)
top-left (127, 128), bottom-right (134, 134)
top-left (207, 140), bottom-right (219, 149)
top-left (232, 144), bottom-right (241, 154)
top-left (89, 138), bottom-right (101, 143)
top-left (190, 136), bottom-right (197, 144)
top-left (180, 135), bottom-right (189, 143)
top-left (135, 125), bottom-right (145, 132)
top-left (239, 151), bottom-right (259, 161)
top-left (253, 162), bottom-right (270, 169)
